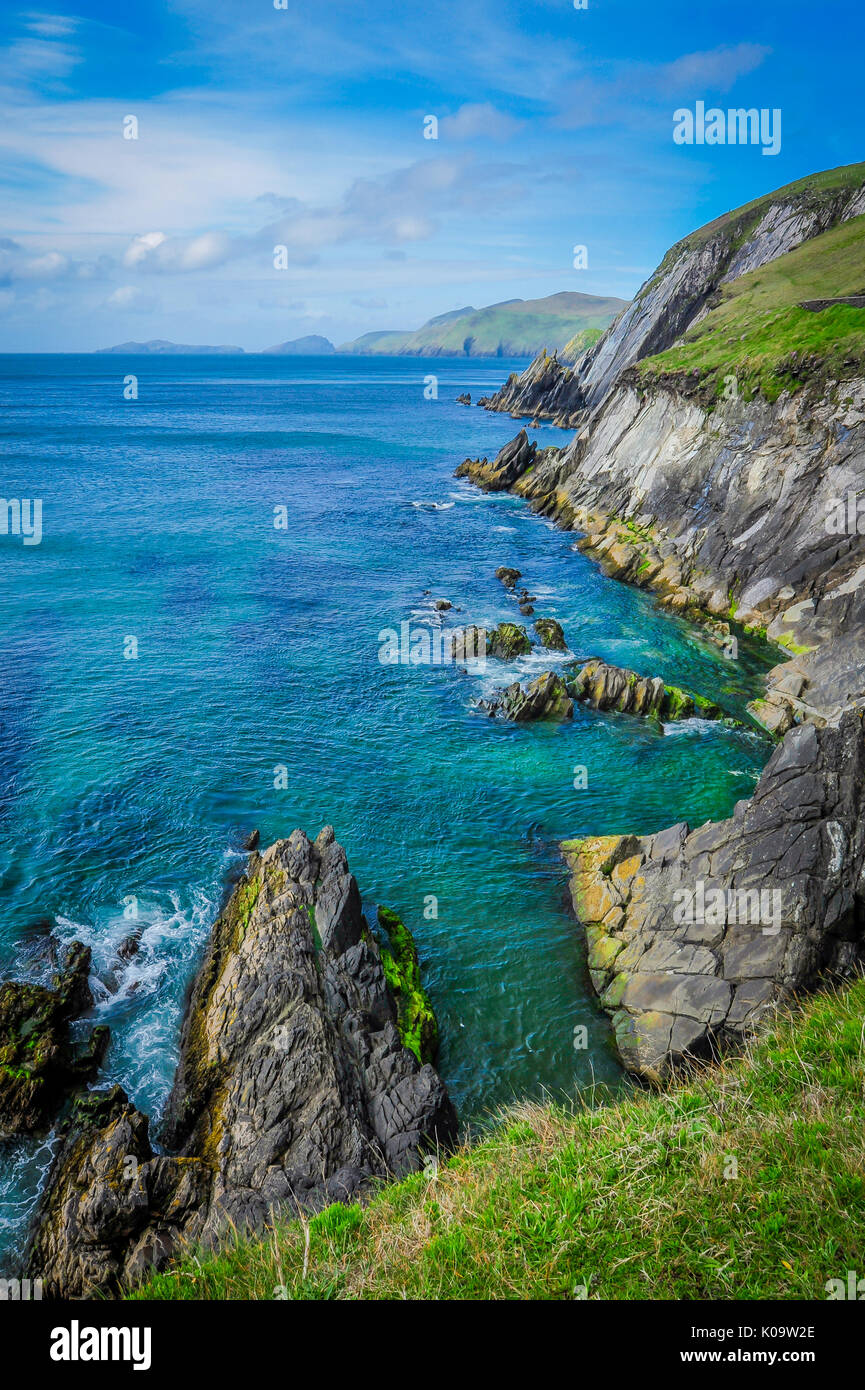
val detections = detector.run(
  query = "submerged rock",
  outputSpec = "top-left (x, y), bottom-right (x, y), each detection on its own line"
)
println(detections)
top-left (0, 942), bottom-right (108, 1141)
top-left (563, 711), bottom-right (865, 1082)
top-left (26, 829), bottom-right (457, 1298)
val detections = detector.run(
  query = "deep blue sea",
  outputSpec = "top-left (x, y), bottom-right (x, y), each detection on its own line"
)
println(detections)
top-left (0, 353), bottom-right (775, 1267)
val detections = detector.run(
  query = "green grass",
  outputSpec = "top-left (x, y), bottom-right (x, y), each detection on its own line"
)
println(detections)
top-left (638, 213), bottom-right (865, 401)
top-left (338, 292), bottom-right (626, 357)
top-left (653, 161), bottom-right (865, 273)
top-left (131, 976), bottom-right (865, 1301)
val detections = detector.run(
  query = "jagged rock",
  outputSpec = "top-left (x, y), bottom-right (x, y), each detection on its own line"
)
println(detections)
top-left (0, 943), bottom-right (108, 1140)
top-left (26, 830), bottom-right (457, 1298)
top-left (456, 392), bottom-right (471, 405)
top-left (480, 672), bottom-right (574, 722)
top-left (487, 622), bottom-right (532, 660)
top-left (26, 1085), bottom-right (209, 1301)
top-left (458, 169), bottom-right (865, 730)
top-left (455, 429), bottom-right (539, 491)
top-left (434, 599), bottom-right (452, 611)
top-left (562, 712), bottom-right (865, 1081)
top-left (534, 618), bottom-right (568, 651)
top-left (495, 566), bottom-right (522, 589)
top-left (566, 659), bottom-right (722, 721)
top-left (243, 828), bottom-right (260, 852)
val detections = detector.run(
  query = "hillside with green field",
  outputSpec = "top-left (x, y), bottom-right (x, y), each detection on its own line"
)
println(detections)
top-left (132, 979), bottom-right (865, 1301)
top-left (338, 291), bottom-right (628, 358)
top-left (638, 212), bottom-right (865, 401)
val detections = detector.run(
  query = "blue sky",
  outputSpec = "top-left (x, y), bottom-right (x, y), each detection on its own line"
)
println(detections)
top-left (0, 0), bottom-right (861, 351)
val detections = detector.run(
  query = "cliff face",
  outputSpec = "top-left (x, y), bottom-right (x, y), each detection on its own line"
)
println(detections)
top-left (461, 373), bottom-right (865, 733)
top-left (481, 167), bottom-right (865, 426)
top-left (26, 829), bottom-right (456, 1298)
top-left (457, 166), bottom-right (865, 1084)
top-left (563, 713), bottom-right (865, 1081)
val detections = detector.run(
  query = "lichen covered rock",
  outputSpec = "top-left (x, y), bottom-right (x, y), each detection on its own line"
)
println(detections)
top-left (0, 942), bottom-right (108, 1140)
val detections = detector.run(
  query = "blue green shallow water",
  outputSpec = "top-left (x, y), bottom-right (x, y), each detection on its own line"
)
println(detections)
top-left (0, 354), bottom-right (775, 1265)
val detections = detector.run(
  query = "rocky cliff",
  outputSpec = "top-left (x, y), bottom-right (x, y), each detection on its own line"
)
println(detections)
top-left (563, 712), bottom-right (865, 1082)
top-left (25, 828), bottom-right (456, 1298)
top-left (458, 163), bottom-right (865, 1083)
top-left (480, 164), bottom-right (865, 426)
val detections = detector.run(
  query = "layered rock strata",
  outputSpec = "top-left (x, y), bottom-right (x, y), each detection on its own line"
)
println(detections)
top-left (25, 829), bottom-right (456, 1298)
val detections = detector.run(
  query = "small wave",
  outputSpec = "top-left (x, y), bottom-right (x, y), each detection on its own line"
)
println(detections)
top-left (410, 500), bottom-right (455, 511)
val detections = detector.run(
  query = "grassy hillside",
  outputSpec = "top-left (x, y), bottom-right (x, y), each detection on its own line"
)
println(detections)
top-left (678, 161), bottom-right (865, 258)
top-left (638, 212), bottom-right (865, 401)
top-left (338, 292), bottom-right (627, 357)
top-left (132, 977), bottom-right (865, 1301)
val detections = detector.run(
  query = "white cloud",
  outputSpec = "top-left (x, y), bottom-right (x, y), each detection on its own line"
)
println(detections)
top-left (440, 103), bottom-right (525, 141)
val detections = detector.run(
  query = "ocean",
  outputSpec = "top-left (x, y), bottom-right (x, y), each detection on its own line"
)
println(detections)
top-left (0, 352), bottom-right (774, 1267)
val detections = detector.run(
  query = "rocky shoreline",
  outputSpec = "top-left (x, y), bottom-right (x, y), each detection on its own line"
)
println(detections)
top-left (453, 166), bottom-right (865, 1085)
top-left (8, 828), bottom-right (455, 1298)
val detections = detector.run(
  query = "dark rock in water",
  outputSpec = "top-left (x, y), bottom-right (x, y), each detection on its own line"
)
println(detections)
top-left (563, 711), bottom-right (865, 1081)
top-left (456, 392), bottom-right (471, 405)
top-left (534, 618), bottom-right (568, 651)
top-left (116, 933), bottom-right (141, 963)
top-left (566, 658), bottom-right (722, 721)
top-left (243, 828), bottom-right (260, 852)
top-left (434, 599), bottom-right (452, 611)
top-left (0, 943), bottom-right (108, 1140)
top-left (481, 672), bottom-right (574, 722)
top-left (455, 428), bottom-right (538, 492)
top-left (495, 566), bottom-right (522, 589)
top-left (519, 604), bottom-right (535, 616)
top-left (487, 622), bottom-right (532, 661)
top-left (26, 829), bottom-right (457, 1298)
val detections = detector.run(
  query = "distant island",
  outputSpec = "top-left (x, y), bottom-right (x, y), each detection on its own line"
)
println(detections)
top-left (260, 335), bottom-right (335, 355)
top-left (96, 339), bottom-right (245, 355)
top-left (96, 292), bottom-right (629, 361)
top-left (337, 291), bottom-right (628, 358)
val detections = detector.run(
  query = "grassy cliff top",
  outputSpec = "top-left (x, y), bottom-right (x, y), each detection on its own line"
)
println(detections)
top-left (131, 977), bottom-right (865, 1301)
top-left (673, 161), bottom-right (865, 259)
top-left (638, 212), bottom-right (865, 400)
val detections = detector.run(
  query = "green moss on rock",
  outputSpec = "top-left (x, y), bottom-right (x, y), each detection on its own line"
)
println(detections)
top-left (376, 906), bottom-right (439, 1066)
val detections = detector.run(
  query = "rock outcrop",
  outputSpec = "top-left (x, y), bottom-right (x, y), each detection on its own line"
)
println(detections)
top-left (479, 660), bottom-right (724, 724)
top-left (25, 829), bottom-right (456, 1298)
top-left (563, 712), bottom-right (865, 1081)
top-left (480, 167), bottom-right (865, 427)
top-left (0, 943), bottom-right (108, 1140)
top-left (533, 618), bottom-right (567, 651)
top-left (479, 671), bottom-right (574, 722)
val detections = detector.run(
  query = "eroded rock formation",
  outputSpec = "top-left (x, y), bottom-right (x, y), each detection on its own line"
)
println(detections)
top-left (25, 829), bottom-right (456, 1298)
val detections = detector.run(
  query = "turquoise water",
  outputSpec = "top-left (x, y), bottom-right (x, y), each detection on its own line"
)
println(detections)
top-left (0, 354), bottom-right (774, 1265)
